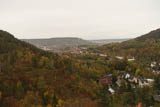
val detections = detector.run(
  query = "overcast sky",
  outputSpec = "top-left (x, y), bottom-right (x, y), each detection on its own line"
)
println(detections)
top-left (0, 0), bottom-right (160, 40)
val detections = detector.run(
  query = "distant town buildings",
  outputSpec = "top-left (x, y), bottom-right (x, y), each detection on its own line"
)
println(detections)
top-left (116, 56), bottom-right (123, 60)
top-left (99, 54), bottom-right (107, 57)
top-left (128, 57), bottom-right (135, 61)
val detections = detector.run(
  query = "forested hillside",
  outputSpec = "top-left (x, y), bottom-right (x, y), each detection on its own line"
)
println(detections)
top-left (136, 28), bottom-right (160, 41)
top-left (0, 30), bottom-right (36, 53)
top-left (0, 30), bottom-right (160, 107)
top-left (90, 28), bottom-right (160, 64)
top-left (0, 30), bottom-right (102, 107)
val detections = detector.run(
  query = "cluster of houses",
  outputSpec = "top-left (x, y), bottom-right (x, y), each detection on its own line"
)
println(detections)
top-left (55, 47), bottom-right (89, 55)
top-left (99, 73), bottom-right (154, 94)
top-left (115, 56), bottom-right (135, 61)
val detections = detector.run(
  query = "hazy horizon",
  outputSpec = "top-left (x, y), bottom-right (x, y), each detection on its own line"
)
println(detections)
top-left (21, 36), bottom-right (131, 40)
top-left (1, 0), bottom-right (160, 40)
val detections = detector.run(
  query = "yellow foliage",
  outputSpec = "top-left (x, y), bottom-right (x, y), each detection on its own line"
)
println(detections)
top-left (136, 69), bottom-right (141, 75)
top-left (57, 99), bottom-right (64, 107)
top-left (17, 81), bottom-right (22, 88)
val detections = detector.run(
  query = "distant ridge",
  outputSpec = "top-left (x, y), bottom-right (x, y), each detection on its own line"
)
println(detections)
top-left (22, 37), bottom-right (95, 51)
top-left (89, 38), bottom-right (131, 45)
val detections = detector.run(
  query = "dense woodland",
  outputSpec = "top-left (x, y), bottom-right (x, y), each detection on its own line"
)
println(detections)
top-left (0, 29), bottom-right (160, 107)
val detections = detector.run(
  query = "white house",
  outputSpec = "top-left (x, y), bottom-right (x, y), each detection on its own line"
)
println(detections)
top-left (125, 73), bottom-right (130, 79)
top-left (151, 62), bottom-right (156, 67)
top-left (116, 56), bottom-right (123, 60)
top-left (139, 79), bottom-right (154, 88)
top-left (139, 80), bottom-right (149, 88)
top-left (146, 79), bottom-right (154, 84)
top-left (128, 57), bottom-right (135, 61)
top-left (100, 54), bottom-right (107, 57)
top-left (108, 87), bottom-right (115, 94)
